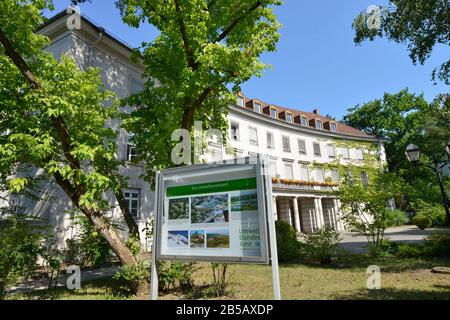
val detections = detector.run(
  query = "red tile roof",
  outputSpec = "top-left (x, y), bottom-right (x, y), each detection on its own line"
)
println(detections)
top-left (236, 93), bottom-right (373, 139)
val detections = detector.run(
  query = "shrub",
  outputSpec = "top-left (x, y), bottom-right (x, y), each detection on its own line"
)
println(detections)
top-left (0, 215), bottom-right (44, 298)
top-left (415, 201), bottom-right (447, 226)
top-left (386, 210), bottom-right (409, 227)
top-left (209, 263), bottom-right (235, 297)
top-left (396, 243), bottom-right (423, 258)
top-left (157, 261), bottom-right (197, 292)
top-left (300, 226), bottom-right (342, 264)
top-left (423, 233), bottom-right (450, 257)
top-left (113, 259), bottom-right (150, 293)
top-left (65, 214), bottom-right (114, 267)
top-left (275, 220), bottom-right (301, 262)
top-left (412, 214), bottom-right (432, 230)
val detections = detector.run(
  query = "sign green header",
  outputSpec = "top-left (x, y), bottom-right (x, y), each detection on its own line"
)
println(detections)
top-left (166, 178), bottom-right (257, 197)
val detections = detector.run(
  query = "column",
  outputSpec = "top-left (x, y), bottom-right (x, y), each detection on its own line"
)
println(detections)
top-left (292, 197), bottom-right (301, 233)
top-left (273, 196), bottom-right (278, 221)
top-left (335, 199), bottom-right (344, 231)
top-left (314, 198), bottom-right (324, 229)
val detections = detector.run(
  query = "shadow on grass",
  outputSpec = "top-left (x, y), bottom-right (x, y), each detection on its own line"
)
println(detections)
top-left (332, 285), bottom-right (450, 300)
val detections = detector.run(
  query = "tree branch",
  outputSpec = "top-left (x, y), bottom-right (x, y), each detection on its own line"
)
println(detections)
top-left (173, 0), bottom-right (197, 69)
top-left (213, 1), bottom-right (263, 43)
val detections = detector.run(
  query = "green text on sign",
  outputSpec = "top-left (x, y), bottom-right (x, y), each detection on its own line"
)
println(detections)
top-left (166, 178), bottom-right (257, 197)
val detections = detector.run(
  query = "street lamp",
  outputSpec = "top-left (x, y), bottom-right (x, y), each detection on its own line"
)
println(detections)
top-left (406, 143), bottom-right (450, 228)
top-left (405, 144), bottom-right (421, 163)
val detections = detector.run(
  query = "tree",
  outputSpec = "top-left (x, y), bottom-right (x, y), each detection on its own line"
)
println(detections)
top-left (0, 0), bottom-right (146, 294)
top-left (353, 0), bottom-right (450, 84)
top-left (339, 172), bottom-right (405, 256)
top-left (343, 90), bottom-right (449, 211)
top-left (116, 0), bottom-right (282, 174)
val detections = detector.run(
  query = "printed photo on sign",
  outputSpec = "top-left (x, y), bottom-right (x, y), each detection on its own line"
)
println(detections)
top-left (206, 229), bottom-right (230, 248)
top-left (167, 230), bottom-right (189, 248)
top-left (191, 194), bottom-right (229, 224)
top-left (190, 230), bottom-right (206, 248)
top-left (231, 190), bottom-right (258, 212)
top-left (168, 198), bottom-right (189, 220)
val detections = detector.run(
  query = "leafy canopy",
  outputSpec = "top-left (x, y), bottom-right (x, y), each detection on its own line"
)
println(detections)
top-left (353, 0), bottom-right (450, 84)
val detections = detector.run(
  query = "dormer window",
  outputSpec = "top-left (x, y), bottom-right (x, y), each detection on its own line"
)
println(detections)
top-left (286, 112), bottom-right (293, 123)
top-left (316, 120), bottom-right (323, 129)
top-left (330, 122), bottom-right (337, 133)
top-left (270, 107), bottom-right (278, 119)
top-left (254, 102), bottom-right (262, 113)
top-left (301, 116), bottom-right (308, 127)
top-left (237, 95), bottom-right (245, 107)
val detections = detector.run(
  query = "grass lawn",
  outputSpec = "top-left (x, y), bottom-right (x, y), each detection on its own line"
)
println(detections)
top-left (6, 255), bottom-right (450, 300)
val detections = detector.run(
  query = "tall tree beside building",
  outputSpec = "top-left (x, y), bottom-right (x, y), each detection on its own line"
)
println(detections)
top-left (353, 0), bottom-right (449, 84)
top-left (115, 0), bottom-right (282, 173)
top-left (0, 0), bottom-right (146, 294)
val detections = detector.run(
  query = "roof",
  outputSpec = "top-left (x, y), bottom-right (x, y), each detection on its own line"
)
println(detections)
top-left (238, 93), bottom-right (374, 139)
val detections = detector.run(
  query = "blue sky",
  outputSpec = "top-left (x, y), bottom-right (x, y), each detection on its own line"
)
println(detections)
top-left (46, 0), bottom-right (449, 120)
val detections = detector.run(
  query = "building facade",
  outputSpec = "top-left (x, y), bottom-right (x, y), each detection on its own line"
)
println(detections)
top-left (4, 12), bottom-right (386, 248)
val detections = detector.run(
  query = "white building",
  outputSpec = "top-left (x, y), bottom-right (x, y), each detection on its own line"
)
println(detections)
top-left (5, 12), bottom-right (386, 247)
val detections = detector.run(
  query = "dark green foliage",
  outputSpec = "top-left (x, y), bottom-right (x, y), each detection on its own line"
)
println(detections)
top-left (275, 220), bottom-right (301, 262)
top-left (158, 261), bottom-right (197, 293)
top-left (300, 226), bottom-right (342, 264)
top-left (65, 214), bottom-right (114, 267)
top-left (113, 260), bottom-right (150, 293)
top-left (386, 210), bottom-right (409, 227)
top-left (0, 215), bottom-right (45, 297)
top-left (423, 233), bottom-right (450, 257)
top-left (415, 200), bottom-right (447, 226)
top-left (412, 214), bottom-right (432, 230)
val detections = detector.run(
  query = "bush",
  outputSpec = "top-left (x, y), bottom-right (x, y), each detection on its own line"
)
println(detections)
top-left (386, 210), bottom-right (409, 227)
top-left (300, 226), bottom-right (342, 264)
top-left (415, 201), bottom-right (447, 226)
top-left (209, 263), bottom-right (235, 297)
top-left (0, 215), bottom-right (45, 298)
top-left (65, 214), bottom-right (114, 267)
top-left (396, 243), bottom-right (423, 258)
top-left (157, 261), bottom-right (197, 292)
top-left (275, 220), bottom-right (301, 262)
top-left (113, 259), bottom-right (150, 293)
top-left (423, 233), bottom-right (450, 257)
top-left (412, 214), bottom-right (432, 230)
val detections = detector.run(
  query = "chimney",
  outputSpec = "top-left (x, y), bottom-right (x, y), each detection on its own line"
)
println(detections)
top-left (313, 108), bottom-right (320, 115)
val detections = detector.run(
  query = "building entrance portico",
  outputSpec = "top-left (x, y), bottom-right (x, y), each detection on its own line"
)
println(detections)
top-left (273, 194), bottom-right (343, 234)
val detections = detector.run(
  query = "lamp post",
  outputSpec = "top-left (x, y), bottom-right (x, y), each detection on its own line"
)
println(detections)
top-left (406, 142), bottom-right (450, 228)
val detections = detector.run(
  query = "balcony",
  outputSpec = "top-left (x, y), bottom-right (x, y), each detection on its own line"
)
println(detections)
top-left (271, 178), bottom-right (338, 192)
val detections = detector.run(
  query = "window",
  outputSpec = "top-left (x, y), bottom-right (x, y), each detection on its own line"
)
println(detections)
top-left (316, 120), bottom-right (323, 129)
top-left (346, 169), bottom-right (354, 183)
top-left (269, 160), bottom-right (278, 177)
top-left (355, 148), bottom-right (364, 160)
top-left (270, 108), bottom-right (278, 119)
top-left (124, 189), bottom-right (140, 218)
top-left (313, 143), bottom-right (321, 157)
top-left (300, 164), bottom-right (309, 181)
top-left (237, 95), bottom-right (244, 107)
top-left (330, 169), bottom-right (339, 183)
top-left (341, 148), bottom-right (350, 160)
top-left (286, 113), bottom-right (293, 123)
top-left (330, 123), bottom-right (337, 133)
top-left (315, 167), bottom-right (325, 182)
top-left (327, 145), bottom-right (336, 158)
top-left (230, 123), bottom-right (239, 141)
top-left (267, 132), bottom-right (275, 149)
top-left (301, 116), bottom-right (308, 127)
top-left (127, 133), bottom-right (138, 162)
top-left (361, 171), bottom-right (369, 186)
top-left (254, 102), bottom-right (262, 113)
top-left (298, 139), bottom-right (307, 155)
top-left (283, 162), bottom-right (293, 179)
top-left (249, 127), bottom-right (258, 145)
top-left (130, 79), bottom-right (144, 96)
top-left (282, 136), bottom-right (291, 153)
top-left (209, 144), bottom-right (223, 162)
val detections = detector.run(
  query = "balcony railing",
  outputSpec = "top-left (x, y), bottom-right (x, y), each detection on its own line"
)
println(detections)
top-left (271, 178), bottom-right (338, 192)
